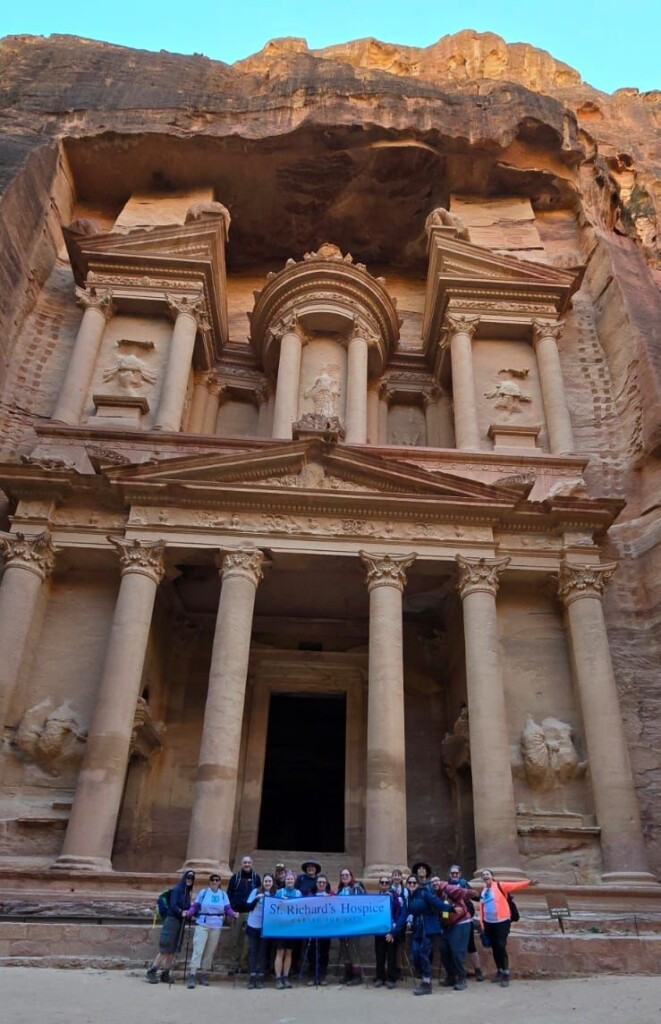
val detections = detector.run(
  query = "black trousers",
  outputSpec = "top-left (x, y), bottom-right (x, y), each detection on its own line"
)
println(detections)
top-left (374, 934), bottom-right (398, 982)
top-left (246, 925), bottom-right (270, 975)
top-left (483, 919), bottom-right (511, 972)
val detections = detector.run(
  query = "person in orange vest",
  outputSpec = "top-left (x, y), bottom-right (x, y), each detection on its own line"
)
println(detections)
top-left (478, 869), bottom-right (538, 987)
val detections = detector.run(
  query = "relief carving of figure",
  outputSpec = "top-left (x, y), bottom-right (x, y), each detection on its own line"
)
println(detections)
top-left (14, 699), bottom-right (87, 775)
top-left (303, 366), bottom-right (341, 419)
top-left (484, 370), bottom-right (532, 417)
top-left (425, 207), bottom-right (470, 240)
top-left (516, 714), bottom-right (588, 792)
top-left (391, 408), bottom-right (422, 446)
top-left (102, 354), bottom-right (157, 393)
top-left (441, 705), bottom-right (471, 780)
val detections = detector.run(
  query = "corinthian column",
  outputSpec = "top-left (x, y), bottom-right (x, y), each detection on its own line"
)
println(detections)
top-left (52, 287), bottom-right (115, 424)
top-left (366, 382), bottom-right (380, 444)
top-left (345, 323), bottom-right (372, 444)
top-left (0, 531), bottom-right (55, 728)
top-left (378, 383), bottom-right (392, 444)
top-left (202, 378), bottom-right (227, 435)
top-left (532, 319), bottom-right (575, 455)
top-left (271, 317), bottom-right (303, 440)
top-left (558, 561), bottom-right (655, 882)
top-left (54, 538), bottom-right (165, 871)
top-left (154, 294), bottom-right (206, 432)
top-left (185, 548), bottom-right (264, 874)
top-left (456, 554), bottom-right (525, 877)
top-left (187, 371), bottom-right (212, 433)
top-left (422, 387), bottom-right (441, 447)
top-left (360, 551), bottom-right (416, 876)
top-left (444, 314), bottom-right (481, 451)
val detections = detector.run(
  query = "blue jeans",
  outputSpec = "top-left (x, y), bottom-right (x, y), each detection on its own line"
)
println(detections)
top-left (411, 935), bottom-right (433, 979)
top-left (439, 921), bottom-right (471, 981)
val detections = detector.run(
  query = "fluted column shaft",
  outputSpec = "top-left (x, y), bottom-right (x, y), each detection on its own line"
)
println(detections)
top-left (456, 555), bottom-right (524, 876)
top-left (532, 319), bottom-right (575, 455)
top-left (345, 333), bottom-right (369, 444)
top-left (361, 551), bottom-right (416, 876)
top-left (558, 561), bottom-right (654, 881)
top-left (272, 329), bottom-right (303, 440)
top-left (155, 296), bottom-right (204, 432)
top-left (185, 548), bottom-right (264, 874)
top-left (366, 384), bottom-right (380, 445)
top-left (202, 380), bottom-right (225, 435)
top-left (446, 314), bottom-right (480, 451)
top-left (52, 289), bottom-right (115, 424)
top-left (0, 532), bottom-right (55, 728)
top-left (188, 373), bottom-right (211, 433)
top-left (54, 539), bottom-right (165, 871)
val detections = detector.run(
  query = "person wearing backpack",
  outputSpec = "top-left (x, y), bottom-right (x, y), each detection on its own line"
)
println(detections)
top-left (447, 864), bottom-right (484, 981)
top-left (478, 869), bottom-right (538, 987)
top-left (431, 875), bottom-right (479, 991)
top-left (227, 856), bottom-right (261, 975)
top-left (184, 873), bottom-right (236, 988)
top-left (146, 870), bottom-right (196, 983)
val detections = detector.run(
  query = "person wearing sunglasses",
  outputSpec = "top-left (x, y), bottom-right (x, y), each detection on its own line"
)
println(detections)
top-left (385, 875), bottom-right (452, 996)
top-left (185, 873), bottom-right (236, 989)
top-left (373, 876), bottom-right (404, 989)
top-left (146, 870), bottom-right (196, 984)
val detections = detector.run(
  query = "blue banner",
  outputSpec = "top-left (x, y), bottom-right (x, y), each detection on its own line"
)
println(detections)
top-left (261, 894), bottom-right (393, 939)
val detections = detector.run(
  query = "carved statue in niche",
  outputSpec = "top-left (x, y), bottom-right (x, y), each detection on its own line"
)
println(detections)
top-left (102, 354), bottom-right (157, 393)
top-left (441, 705), bottom-right (471, 780)
top-left (303, 365), bottom-right (341, 419)
top-left (425, 207), bottom-right (470, 240)
top-left (391, 408), bottom-right (422, 446)
top-left (515, 714), bottom-right (588, 792)
top-left (13, 699), bottom-right (87, 775)
top-left (484, 368), bottom-right (532, 418)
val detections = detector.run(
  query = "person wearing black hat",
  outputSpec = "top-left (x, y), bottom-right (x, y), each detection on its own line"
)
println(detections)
top-left (412, 861), bottom-right (432, 888)
top-left (296, 860), bottom-right (321, 896)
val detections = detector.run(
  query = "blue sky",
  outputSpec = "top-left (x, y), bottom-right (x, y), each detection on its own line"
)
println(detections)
top-left (1, 0), bottom-right (658, 94)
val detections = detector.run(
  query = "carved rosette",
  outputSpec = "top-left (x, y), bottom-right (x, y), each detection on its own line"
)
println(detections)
top-left (455, 554), bottom-right (510, 599)
top-left (360, 551), bottom-right (417, 593)
top-left (532, 318), bottom-right (564, 345)
top-left (219, 547), bottom-right (265, 587)
top-left (108, 537), bottom-right (166, 583)
top-left (444, 313), bottom-right (480, 343)
top-left (0, 530), bottom-right (56, 581)
top-left (556, 560), bottom-right (617, 606)
top-left (165, 292), bottom-right (206, 327)
top-left (75, 286), bottom-right (116, 322)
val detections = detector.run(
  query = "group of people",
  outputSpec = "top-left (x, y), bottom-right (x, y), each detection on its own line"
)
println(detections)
top-left (146, 855), bottom-right (536, 994)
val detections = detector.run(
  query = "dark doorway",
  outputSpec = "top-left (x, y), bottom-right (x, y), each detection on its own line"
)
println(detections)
top-left (257, 693), bottom-right (346, 851)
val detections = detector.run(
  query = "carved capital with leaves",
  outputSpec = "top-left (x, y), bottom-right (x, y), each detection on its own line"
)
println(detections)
top-left (532, 318), bottom-right (565, 345)
top-left (360, 551), bottom-right (417, 593)
top-left (444, 313), bottom-right (480, 343)
top-left (218, 547), bottom-right (265, 586)
top-left (556, 559), bottom-right (617, 606)
top-left (455, 554), bottom-right (510, 599)
top-left (75, 286), bottom-right (116, 322)
top-left (165, 292), bottom-right (206, 327)
top-left (0, 530), bottom-right (56, 581)
top-left (108, 536), bottom-right (166, 583)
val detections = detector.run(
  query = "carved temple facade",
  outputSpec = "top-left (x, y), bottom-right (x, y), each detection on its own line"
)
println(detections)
top-left (0, 187), bottom-right (657, 889)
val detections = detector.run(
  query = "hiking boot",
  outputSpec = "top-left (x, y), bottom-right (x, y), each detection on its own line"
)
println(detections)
top-left (386, 980), bottom-right (396, 990)
top-left (159, 970), bottom-right (171, 983)
top-left (198, 973), bottom-right (209, 987)
top-left (373, 978), bottom-right (385, 988)
top-left (491, 970), bottom-right (503, 982)
top-left (186, 974), bottom-right (196, 989)
top-left (453, 979), bottom-right (467, 991)
top-left (500, 973), bottom-right (510, 988)
top-left (319, 976), bottom-right (328, 986)
top-left (440, 977), bottom-right (457, 988)
top-left (275, 977), bottom-right (285, 990)
top-left (256, 975), bottom-right (264, 989)
top-left (282, 976), bottom-right (292, 989)
top-left (475, 968), bottom-right (484, 981)
top-left (146, 966), bottom-right (159, 984)
top-left (413, 980), bottom-right (432, 996)
top-left (345, 975), bottom-right (362, 986)
top-left (247, 975), bottom-right (257, 990)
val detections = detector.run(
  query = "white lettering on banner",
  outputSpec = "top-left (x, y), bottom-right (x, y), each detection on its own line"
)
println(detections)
top-left (262, 894), bottom-right (392, 938)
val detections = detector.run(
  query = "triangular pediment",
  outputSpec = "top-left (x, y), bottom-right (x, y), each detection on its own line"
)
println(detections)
top-left (432, 235), bottom-right (582, 290)
top-left (105, 439), bottom-right (523, 510)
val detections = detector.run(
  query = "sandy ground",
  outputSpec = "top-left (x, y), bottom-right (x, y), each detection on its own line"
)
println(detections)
top-left (2, 968), bottom-right (661, 1024)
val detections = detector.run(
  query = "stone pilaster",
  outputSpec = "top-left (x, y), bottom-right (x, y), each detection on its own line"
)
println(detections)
top-left (202, 377), bottom-right (227, 435)
top-left (345, 320), bottom-right (374, 444)
top-left (184, 548), bottom-right (264, 873)
top-left (557, 560), bottom-right (655, 882)
top-left (532, 319), bottom-right (575, 455)
top-left (366, 382), bottom-right (380, 445)
top-left (187, 370), bottom-right (213, 433)
top-left (271, 315), bottom-right (304, 440)
top-left (360, 551), bottom-right (416, 876)
top-left (378, 383), bottom-right (392, 445)
top-left (456, 554), bottom-right (525, 877)
top-left (154, 293), bottom-right (206, 432)
top-left (52, 287), bottom-right (115, 425)
top-left (0, 531), bottom-right (56, 728)
top-left (53, 538), bottom-right (165, 871)
top-left (444, 314), bottom-right (481, 451)
top-left (422, 387), bottom-right (441, 447)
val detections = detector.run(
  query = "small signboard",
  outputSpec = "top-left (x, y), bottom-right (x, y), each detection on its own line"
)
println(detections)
top-left (546, 893), bottom-right (571, 932)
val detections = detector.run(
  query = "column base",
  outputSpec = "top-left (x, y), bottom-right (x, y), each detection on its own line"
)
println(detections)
top-left (600, 871), bottom-right (660, 886)
top-left (363, 862), bottom-right (409, 880)
top-left (181, 859), bottom-right (231, 876)
top-left (51, 855), bottom-right (113, 872)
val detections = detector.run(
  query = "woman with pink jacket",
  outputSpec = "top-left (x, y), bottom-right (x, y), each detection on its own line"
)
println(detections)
top-left (478, 869), bottom-right (538, 987)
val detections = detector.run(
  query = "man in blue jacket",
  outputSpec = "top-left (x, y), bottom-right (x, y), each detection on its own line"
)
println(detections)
top-left (387, 874), bottom-right (452, 995)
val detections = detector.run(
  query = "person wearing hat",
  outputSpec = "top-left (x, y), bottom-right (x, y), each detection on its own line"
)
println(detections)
top-left (296, 859), bottom-right (321, 896)
top-left (412, 861), bottom-right (432, 888)
top-left (146, 870), bottom-right (196, 984)
top-left (185, 873), bottom-right (236, 989)
top-left (273, 862), bottom-right (287, 889)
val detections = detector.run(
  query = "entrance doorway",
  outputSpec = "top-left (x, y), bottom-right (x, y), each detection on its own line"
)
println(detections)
top-left (257, 693), bottom-right (346, 851)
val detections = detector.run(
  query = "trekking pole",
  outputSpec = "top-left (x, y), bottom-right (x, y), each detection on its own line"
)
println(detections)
top-left (182, 918), bottom-right (193, 986)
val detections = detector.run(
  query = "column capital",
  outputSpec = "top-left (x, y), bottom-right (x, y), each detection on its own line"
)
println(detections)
top-left (350, 315), bottom-right (380, 348)
top-left (218, 547), bottom-right (265, 586)
top-left (207, 376), bottom-right (228, 399)
top-left (108, 536), bottom-right (166, 583)
top-left (165, 292), bottom-right (206, 327)
top-left (75, 286), bottom-right (116, 322)
top-left (532, 318), bottom-right (564, 345)
top-left (444, 313), bottom-right (480, 342)
top-left (360, 551), bottom-right (416, 593)
top-left (0, 530), bottom-right (56, 581)
top-left (422, 385), bottom-right (442, 407)
top-left (269, 311), bottom-right (307, 345)
top-left (378, 381), bottom-right (394, 403)
top-left (455, 554), bottom-right (510, 599)
top-left (557, 559), bottom-right (617, 606)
